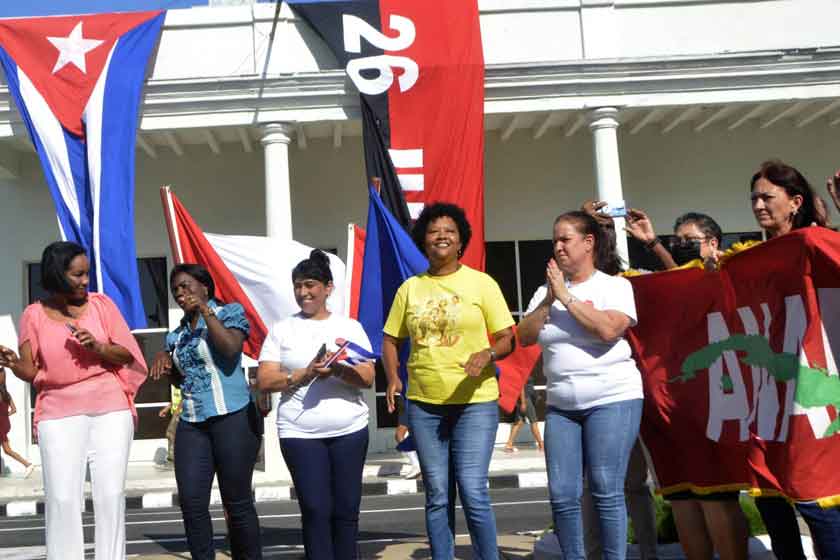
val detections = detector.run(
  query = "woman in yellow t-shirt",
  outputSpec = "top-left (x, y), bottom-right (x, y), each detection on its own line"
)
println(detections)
top-left (382, 203), bottom-right (515, 560)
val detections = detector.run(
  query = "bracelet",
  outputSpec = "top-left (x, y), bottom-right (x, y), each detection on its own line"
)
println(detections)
top-left (285, 371), bottom-right (295, 389)
top-left (644, 238), bottom-right (661, 251)
top-left (487, 348), bottom-right (497, 362)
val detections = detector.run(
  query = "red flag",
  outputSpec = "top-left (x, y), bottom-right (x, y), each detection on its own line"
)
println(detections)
top-left (629, 228), bottom-right (840, 504)
top-left (161, 187), bottom-right (347, 359)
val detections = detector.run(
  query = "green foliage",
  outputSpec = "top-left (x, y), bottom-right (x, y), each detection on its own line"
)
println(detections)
top-left (739, 495), bottom-right (767, 536)
top-left (547, 492), bottom-right (769, 546)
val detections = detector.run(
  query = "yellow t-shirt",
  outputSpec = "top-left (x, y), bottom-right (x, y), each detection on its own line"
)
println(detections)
top-left (383, 265), bottom-right (515, 405)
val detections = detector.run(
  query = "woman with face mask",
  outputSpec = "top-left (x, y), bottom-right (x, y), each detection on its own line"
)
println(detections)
top-left (0, 241), bottom-right (147, 560)
top-left (257, 249), bottom-right (375, 560)
top-left (150, 263), bottom-right (262, 560)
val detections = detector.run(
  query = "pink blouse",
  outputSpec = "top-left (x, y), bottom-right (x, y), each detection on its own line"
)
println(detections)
top-left (19, 293), bottom-right (148, 426)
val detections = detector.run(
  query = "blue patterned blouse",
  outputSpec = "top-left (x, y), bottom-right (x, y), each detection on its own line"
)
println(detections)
top-left (166, 300), bottom-right (251, 423)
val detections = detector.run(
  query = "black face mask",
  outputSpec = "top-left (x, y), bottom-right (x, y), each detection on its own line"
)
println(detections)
top-left (671, 240), bottom-right (702, 266)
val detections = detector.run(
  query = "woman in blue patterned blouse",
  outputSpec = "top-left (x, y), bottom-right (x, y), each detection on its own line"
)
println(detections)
top-left (151, 263), bottom-right (262, 560)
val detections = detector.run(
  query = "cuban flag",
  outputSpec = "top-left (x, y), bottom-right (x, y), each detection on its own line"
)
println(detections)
top-left (0, 12), bottom-right (165, 328)
top-left (161, 187), bottom-right (347, 359)
top-left (333, 338), bottom-right (377, 367)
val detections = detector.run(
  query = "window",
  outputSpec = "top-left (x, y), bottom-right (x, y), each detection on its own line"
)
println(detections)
top-left (26, 256), bottom-right (171, 441)
top-left (27, 257), bottom-right (169, 329)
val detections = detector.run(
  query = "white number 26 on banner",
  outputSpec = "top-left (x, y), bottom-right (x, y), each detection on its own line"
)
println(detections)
top-left (342, 14), bottom-right (419, 96)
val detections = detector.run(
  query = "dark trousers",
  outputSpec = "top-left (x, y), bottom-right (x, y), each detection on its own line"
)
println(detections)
top-left (280, 427), bottom-right (369, 560)
top-left (175, 403), bottom-right (262, 560)
top-left (757, 496), bottom-right (840, 559)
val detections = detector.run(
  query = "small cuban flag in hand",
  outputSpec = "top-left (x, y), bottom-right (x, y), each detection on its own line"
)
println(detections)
top-left (333, 338), bottom-right (377, 367)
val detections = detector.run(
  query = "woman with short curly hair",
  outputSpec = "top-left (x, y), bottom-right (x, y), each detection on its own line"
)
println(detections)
top-left (383, 202), bottom-right (515, 559)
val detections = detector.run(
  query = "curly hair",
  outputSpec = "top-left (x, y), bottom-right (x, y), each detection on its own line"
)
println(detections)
top-left (411, 202), bottom-right (472, 258)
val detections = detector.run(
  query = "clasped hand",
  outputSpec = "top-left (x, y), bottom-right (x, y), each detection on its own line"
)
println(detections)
top-left (544, 258), bottom-right (570, 305)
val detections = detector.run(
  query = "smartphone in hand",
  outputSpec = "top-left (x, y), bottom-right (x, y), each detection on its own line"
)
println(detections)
top-left (314, 343), bottom-right (328, 363)
top-left (598, 200), bottom-right (627, 218)
top-left (321, 340), bottom-right (351, 368)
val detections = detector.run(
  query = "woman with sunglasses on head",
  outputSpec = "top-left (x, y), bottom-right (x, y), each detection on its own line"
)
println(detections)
top-left (257, 249), bottom-right (375, 560)
top-left (150, 263), bottom-right (262, 560)
top-left (0, 241), bottom-right (147, 560)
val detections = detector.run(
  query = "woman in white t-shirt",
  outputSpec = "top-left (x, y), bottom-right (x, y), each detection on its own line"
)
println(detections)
top-left (518, 211), bottom-right (643, 560)
top-left (257, 250), bottom-right (375, 560)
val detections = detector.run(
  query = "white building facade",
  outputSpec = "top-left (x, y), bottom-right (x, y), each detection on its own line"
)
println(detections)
top-left (2, 0), bottom-right (840, 475)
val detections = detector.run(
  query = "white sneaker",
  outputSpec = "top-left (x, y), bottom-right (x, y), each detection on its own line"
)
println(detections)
top-left (23, 464), bottom-right (34, 479)
top-left (403, 466), bottom-right (422, 480)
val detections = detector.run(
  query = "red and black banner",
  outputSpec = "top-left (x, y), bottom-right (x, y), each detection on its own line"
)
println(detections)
top-left (288, 0), bottom-right (486, 269)
top-left (628, 228), bottom-right (840, 504)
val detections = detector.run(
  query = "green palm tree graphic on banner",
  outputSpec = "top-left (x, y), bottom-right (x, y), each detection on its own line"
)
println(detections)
top-left (673, 335), bottom-right (840, 438)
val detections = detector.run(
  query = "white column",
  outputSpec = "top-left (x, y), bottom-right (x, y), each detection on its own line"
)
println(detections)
top-left (258, 123), bottom-right (293, 481)
top-left (587, 107), bottom-right (629, 265)
top-left (260, 123), bottom-right (294, 240)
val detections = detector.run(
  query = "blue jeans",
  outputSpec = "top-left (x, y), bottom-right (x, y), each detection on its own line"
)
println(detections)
top-left (544, 399), bottom-right (643, 560)
top-left (408, 399), bottom-right (499, 560)
top-left (279, 427), bottom-right (369, 560)
top-left (175, 403), bottom-right (262, 560)
top-left (797, 501), bottom-right (840, 559)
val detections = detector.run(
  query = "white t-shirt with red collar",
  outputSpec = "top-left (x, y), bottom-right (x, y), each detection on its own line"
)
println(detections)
top-left (525, 270), bottom-right (642, 411)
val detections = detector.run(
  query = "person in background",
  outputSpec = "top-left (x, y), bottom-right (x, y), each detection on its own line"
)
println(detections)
top-left (518, 211), bottom-right (642, 560)
top-left (579, 201), bottom-right (660, 560)
top-left (156, 385), bottom-right (182, 470)
top-left (0, 241), bottom-right (147, 560)
top-left (0, 370), bottom-right (34, 477)
top-left (624, 209), bottom-right (749, 560)
top-left (395, 398), bottom-right (422, 479)
top-left (258, 249), bottom-right (375, 560)
top-left (828, 170), bottom-right (840, 217)
top-left (150, 263), bottom-right (262, 560)
top-left (503, 376), bottom-right (543, 453)
top-left (383, 202), bottom-right (515, 560)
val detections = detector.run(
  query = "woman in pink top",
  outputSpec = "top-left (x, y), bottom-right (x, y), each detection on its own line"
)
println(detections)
top-left (0, 241), bottom-right (147, 560)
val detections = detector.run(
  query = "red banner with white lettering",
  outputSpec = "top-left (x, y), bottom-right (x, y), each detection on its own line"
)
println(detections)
top-left (288, 0), bottom-right (486, 269)
top-left (628, 228), bottom-right (840, 504)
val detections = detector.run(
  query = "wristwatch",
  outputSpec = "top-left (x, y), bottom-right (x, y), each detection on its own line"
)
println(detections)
top-left (286, 371), bottom-right (295, 388)
top-left (201, 305), bottom-right (216, 319)
top-left (564, 294), bottom-right (578, 307)
top-left (488, 348), bottom-right (497, 362)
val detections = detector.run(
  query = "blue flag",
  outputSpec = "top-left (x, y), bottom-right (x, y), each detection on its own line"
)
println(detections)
top-left (357, 185), bottom-right (427, 355)
top-left (357, 185), bottom-right (426, 450)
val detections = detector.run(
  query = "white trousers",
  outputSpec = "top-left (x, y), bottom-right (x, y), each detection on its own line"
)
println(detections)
top-left (38, 409), bottom-right (133, 560)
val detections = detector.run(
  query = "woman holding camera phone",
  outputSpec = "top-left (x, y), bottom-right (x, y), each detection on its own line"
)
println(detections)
top-left (150, 263), bottom-right (262, 560)
top-left (0, 241), bottom-right (147, 560)
top-left (257, 250), bottom-right (375, 560)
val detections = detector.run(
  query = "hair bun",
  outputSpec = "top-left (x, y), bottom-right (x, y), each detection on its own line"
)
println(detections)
top-left (309, 249), bottom-right (330, 265)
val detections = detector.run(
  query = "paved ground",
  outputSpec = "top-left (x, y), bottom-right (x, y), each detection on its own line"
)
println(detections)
top-left (0, 487), bottom-right (548, 559)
